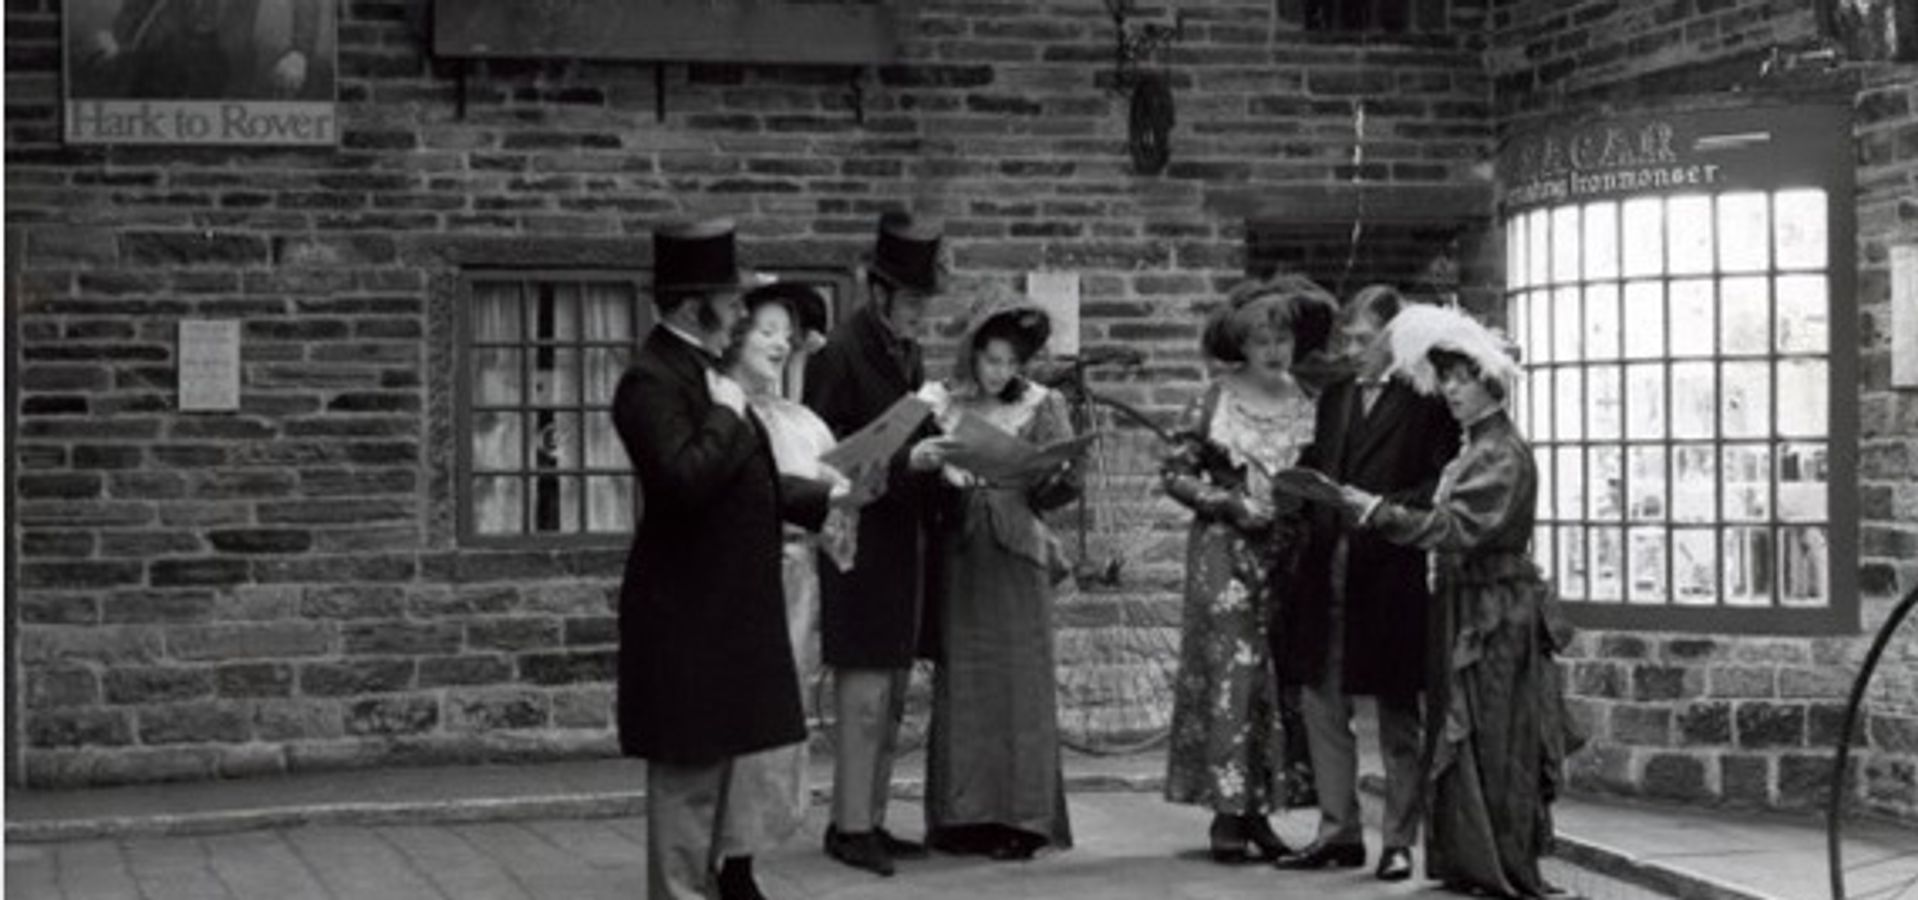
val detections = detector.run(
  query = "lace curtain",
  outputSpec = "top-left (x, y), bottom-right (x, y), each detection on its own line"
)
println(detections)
top-left (470, 279), bottom-right (641, 537)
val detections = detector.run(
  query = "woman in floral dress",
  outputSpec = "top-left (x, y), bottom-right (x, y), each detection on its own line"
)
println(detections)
top-left (1161, 274), bottom-right (1337, 862)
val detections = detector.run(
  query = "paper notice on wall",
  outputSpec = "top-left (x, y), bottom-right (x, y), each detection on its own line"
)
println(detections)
top-left (1027, 271), bottom-right (1080, 358)
top-left (178, 320), bottom-right (242, 411)
top-left (1894, 244), bottom-right (1918, 389)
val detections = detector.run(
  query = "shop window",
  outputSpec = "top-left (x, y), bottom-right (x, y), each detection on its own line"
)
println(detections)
top-left (1500, 103), bottom-right (1857, 635)
top-left (456, 269), bottom-right (848, 545)
top-left (1506, 189), bottom-right (1854, 632)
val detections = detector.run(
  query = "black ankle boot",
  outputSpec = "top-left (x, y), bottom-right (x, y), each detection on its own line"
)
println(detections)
top-left (718, 856), bottom-right (768, 900)
top-left (1207, 814), bottom-right (1251, 863)
top-left (1241, 815), bottom-right (1291, 861)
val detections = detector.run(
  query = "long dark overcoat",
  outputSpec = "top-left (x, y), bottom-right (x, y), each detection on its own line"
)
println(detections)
top-left (1276, 376), bottom-right (1460, 700)
top-left (613, 330), bottom-right (830, 764)
top-left (802, 304), bottom-right (935, 668)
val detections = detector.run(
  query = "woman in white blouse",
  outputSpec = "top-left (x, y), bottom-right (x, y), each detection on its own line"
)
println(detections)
top-left (713, 282), bottom-right (863, 890)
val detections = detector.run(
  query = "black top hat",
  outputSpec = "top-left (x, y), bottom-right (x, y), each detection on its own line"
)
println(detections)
top-left (869, 213), bottom-right (943, 294)
top-left (653, 219), bottom-right (750, 298)
top-left (742, 281), bottom-right (829, 336)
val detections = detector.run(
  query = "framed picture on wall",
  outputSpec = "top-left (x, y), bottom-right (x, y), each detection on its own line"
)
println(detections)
top-left (62, 0), bottom-right (339, 145)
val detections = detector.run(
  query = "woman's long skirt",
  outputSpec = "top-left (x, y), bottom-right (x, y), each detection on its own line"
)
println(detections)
top-left (1163, 520), bottom-right (1287, 815)
top-left (720, 535), bottom-right (821, 855)
top-left (1425, 573), bottom-right (1557, 898)
top-left (923, 519), bottom-right (1072, 848)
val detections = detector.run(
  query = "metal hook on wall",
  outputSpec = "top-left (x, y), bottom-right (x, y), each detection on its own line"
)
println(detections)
top-left (1103, 0), bottom-right (1185, 95)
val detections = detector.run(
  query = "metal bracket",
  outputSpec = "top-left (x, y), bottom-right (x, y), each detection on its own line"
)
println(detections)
top-left (655, 62), bottom-right (667, 123)
top-left (848, 66), bottom-right (867, 125)
top-left (455, 58), bottom-right (468, 120)
top-left (1106, 2), bottom-right (1184, 94)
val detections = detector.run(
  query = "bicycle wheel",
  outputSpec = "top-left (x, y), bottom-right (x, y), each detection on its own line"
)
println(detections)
top-left (1828, 585), bottom-right (1918, 900)
top-left (1053, 395), bottom-right (1186, 756)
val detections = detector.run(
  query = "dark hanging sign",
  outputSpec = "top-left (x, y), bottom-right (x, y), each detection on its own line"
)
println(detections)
top-left (1498, 103), bottom-right (1852, 215)
top-left (433, 0), bottom-right (901, 65)
top-left (62, 0), bottom-right (339, 146)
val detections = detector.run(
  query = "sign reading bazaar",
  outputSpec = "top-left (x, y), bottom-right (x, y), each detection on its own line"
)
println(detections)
top-left (1498, 103), bottom-right (1852, 214)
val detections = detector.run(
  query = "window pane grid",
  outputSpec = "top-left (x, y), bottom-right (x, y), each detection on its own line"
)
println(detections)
top-left (1505, 189), bottom-right (1831, 613)
top-left (462, 274), bottom-right (649, 542)
top-left (458, 269), bottom-right (849, 544)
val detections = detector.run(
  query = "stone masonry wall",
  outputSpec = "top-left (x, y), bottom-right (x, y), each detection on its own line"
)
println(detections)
top-left (6, 0), bottom-right (1494, 785)
top-left (1491, 0), bottom-right (1918, 818)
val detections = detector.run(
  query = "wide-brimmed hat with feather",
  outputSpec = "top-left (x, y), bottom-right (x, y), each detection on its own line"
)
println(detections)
top-left (1383, 303), bottom-right (1520, 397)
top-left (951, 290), bottom-right (1052, 386)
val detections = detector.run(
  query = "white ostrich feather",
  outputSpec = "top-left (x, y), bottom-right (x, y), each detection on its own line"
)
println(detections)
top-left (1383, 304), bottom-right (1520, 397)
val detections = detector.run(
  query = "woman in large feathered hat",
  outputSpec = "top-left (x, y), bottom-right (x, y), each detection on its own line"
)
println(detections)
top-left (1279, 303), bottom-right (1576, 899)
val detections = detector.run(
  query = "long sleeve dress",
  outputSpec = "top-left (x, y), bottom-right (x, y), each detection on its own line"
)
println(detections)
top-left (720, 393), bottom-right (856, 856)
top-left (1362, 408), bottom-right (1570, 899)
top-left (922, 381), bottom-right (1080, 850)
top-left (1160, 381), bottom-right (1315, 815)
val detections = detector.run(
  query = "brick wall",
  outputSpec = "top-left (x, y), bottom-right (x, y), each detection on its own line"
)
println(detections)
top-left (5, 0), bottom-right (1495, 786)
top-left (1491, 0), bottom-right (1918, 818)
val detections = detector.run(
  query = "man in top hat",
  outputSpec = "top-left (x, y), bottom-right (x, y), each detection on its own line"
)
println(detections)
top-left (802, 212), bottom-right (949, 876)
top-left (614, 219), bottom-right (847, 900)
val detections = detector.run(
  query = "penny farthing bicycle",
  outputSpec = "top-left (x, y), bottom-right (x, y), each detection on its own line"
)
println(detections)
top-left (1033, 348), bottom-right (1189, 756)
top-left (1827, 583), bottom-right (1918, 900)
top-left (805, 348), bottom-right (1184, 760)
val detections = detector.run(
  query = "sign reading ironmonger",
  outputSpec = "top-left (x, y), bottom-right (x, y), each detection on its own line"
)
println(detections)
top-left (62, 0), bottom-right (338, 146)
top-left (1499, 103), bottom-right (1851, 213)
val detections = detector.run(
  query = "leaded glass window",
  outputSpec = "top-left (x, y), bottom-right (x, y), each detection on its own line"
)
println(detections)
top-left (1504, 189), bottom-right (1846, 626)
top-left (456, 269), bottom-right (849, 545)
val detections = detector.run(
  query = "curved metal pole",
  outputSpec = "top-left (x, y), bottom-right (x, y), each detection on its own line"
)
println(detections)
top-left (1828, 584), bottom-right (1918, 900)
top-left (1085, 390), bottom-right (1175, 445)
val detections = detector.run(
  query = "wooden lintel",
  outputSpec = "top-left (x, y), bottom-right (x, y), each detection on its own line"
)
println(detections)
top-left (433, 0), bottom-right (903, 66)
top-left (1208, 183), bottom-right (1494, 224)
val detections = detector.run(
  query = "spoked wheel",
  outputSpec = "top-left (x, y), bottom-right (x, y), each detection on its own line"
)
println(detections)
top-left (1828, 586), bottom-right (1918, 900)
top-left (1053, 395), bottom-right (1185, 756)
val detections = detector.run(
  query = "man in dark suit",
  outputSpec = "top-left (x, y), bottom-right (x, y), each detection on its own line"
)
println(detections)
top-left (614, 220), bottom-right (843, 900)
top-left (1275, 285), bottom-right (1461, 882)
top-left (802, 212), bottom-right (947, 877)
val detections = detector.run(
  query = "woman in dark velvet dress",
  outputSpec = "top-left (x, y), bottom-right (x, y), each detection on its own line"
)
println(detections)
top-left (1317, 305), bottom-right (1573, 899)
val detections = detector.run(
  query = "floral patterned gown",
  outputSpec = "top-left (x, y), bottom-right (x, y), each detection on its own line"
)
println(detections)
top-left (1161, 381), bottom-right (1315, 815)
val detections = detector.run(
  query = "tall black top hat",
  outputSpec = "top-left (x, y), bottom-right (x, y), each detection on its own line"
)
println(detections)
top-left (869, 212), bottom-right (943, 294)
top-left (653, 218), bottom-right (749, 299)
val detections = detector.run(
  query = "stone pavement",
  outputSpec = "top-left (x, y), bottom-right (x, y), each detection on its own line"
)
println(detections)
top-left (6, 750), bottom-right (1911, 900)
top-left (6, 792), bottom-right (1672, 900)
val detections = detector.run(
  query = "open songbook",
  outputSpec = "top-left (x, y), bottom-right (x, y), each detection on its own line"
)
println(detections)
top-left (1268, 466), bottom-right (1345, 506)
top-left (942, 411), bottom-right (1098, 484)
top-left (819, 396), bottom-right (933, 476)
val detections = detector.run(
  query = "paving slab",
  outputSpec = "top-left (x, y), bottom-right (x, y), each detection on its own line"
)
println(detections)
top-left (11, 747), bottom-right (1909, 900)
top-left (7, 794), bottom-right (1671, 900)
top-left (1548, 797), bottom-right (1918, 900)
